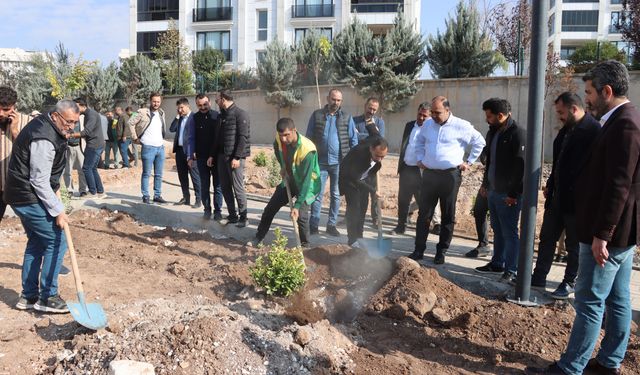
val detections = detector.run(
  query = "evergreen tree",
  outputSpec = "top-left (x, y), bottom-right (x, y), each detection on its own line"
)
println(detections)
top-left (152, 20), bottom-right (195, 95)
top-left (568, 40), bottom-right (627, 73)
top-left (331, 13), bottom-right (426, 113)
top-left (257, 39), bottom-right (302, 119)
top-left (118, 54), bottom-right (162, 107)
top-left (620, 0), bottom-right (640, 68)
top-left (82, 62), bottom-right (122, 112)
top-left (193, 46), bottom-right (226, 92)
top-left (13, 53), bottom-right (53, 113)
top-left (426, 0), bottom-right (505, 78)
top-left (296, 29), bottom-right (332, 109)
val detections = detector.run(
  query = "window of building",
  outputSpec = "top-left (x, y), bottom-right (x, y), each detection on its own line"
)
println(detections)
top-left (550, 0), bottom-right (555, 8)
top-left (257, 10), bottom-right (268, 41)
top-left (257, 51), bottom-right (267, 65)
top-left (293, 0), bottom-right (334, 17)
top-left (560, 46), bottom-right (577, 60)
top-left (197, 0), bottom-right (231, 7)
top-left (196, 31), bottom-right (231, 61)
top-left (193, 0), bottom-right (232, 22)
top-left (610, 11), bottom-right (621, 33)
top-left (137, 31), bottom-right (161, 56)
top-left (562, 0), bottom-right (598, 3)
top-left (561, 10), bottom-right (599, 32)
top-left (294, 28), bottom-right (332, 45)
top-left (137, 0), bottom-right (179, 21)
top-left (611, 0), bottom-right (623, 4)
top-left (548, 13), bottom-right (555, 35)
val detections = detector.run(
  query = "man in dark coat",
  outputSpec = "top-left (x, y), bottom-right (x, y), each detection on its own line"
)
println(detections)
top-left (339, 136), bottom-right (388, 246)
top-left (530, 92), bottom-right (600, 299)
top-left (525, 60), bottom-right (640, 375)
top-left (169, 97), bottom-right (201, 208)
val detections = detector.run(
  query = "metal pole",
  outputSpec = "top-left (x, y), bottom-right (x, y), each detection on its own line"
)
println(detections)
top-left (510, 0), bottom-right (547, 306)
top-left (516, 19), bottom-right (521, 76)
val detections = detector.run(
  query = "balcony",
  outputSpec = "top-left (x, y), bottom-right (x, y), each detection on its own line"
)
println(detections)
top-left (193, 7), bottom-right (233, 22)
top-left (351, 2), bottom-right (403, 13)
top-left (291, 4), bottom-right (334, 18)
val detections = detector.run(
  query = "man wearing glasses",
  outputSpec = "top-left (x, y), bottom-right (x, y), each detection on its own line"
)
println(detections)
top-left (4, 99), bottom-right (79, 314)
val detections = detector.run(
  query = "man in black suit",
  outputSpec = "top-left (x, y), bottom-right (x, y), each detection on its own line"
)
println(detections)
top-left (530, 92), bottom-right (600, 299)
top-left (169, 97), bottom-right (201, 208)
top-left (339, 137), bottom-right (388, 246)
top-left (391, 103), bottom-right (430, 235)
top-left (525, 61), bottom-right (640, 375)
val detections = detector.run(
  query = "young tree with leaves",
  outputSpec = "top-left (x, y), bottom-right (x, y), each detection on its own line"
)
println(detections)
top-left (118, 54), bottom-right (162, 107)
top-left (568, 40), bottom-right (626, 73)
top-left (257, 39), bottom-right (302, 119)
top-left (490, 0), bottom-right (531, 75)
top-left (619, 0), bottom-right (640, 68)
top-left (152, 20), bottom-right (194, 95)
top-left (426, 0), bottom-right (505, 78)
top-left (45, 42), bottom-right (95, 100)
top-left (193, 46), bottom-right (226, 92)
top-left (296, 29), bottom-right (332, 109)
top-left (81, 63), bottom-right (122, 113)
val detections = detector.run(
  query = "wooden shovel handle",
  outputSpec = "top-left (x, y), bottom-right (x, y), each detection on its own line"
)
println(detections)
top-left (63, 223), bottom-right (85, 295)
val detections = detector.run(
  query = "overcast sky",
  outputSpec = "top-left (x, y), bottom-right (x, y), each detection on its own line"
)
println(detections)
top-left (2, 0), bottom-right (458, 77)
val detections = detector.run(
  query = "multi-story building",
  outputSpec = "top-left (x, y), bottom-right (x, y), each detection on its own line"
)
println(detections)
top-left (547, 0), bottom-right (633, 63)
top-left (130, 0), bottom-right (420, 70)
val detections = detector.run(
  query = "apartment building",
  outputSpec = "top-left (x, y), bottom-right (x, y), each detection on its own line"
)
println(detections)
top-left (547, 0), bottom-right (633, 63)
top-left (129, 0), bottom-right (421, 70)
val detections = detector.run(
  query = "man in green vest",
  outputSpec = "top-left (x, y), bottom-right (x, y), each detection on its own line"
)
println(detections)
top-left (247, 118), bottom-right (321, 247)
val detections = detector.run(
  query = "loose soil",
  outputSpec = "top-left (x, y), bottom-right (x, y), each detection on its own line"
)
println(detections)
top-left (1, 146), bottom-right (639, 374)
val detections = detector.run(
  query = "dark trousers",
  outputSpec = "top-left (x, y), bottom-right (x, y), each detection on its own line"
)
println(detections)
top-left (0, 191), bottom-right (6, 223)
top-left (196, 158), bottom-right (222, 214)
top-left (256, 184), bottom-right (310, 244)
top-left (368, 178), bottom-right (379, 223)
top-left (344, 182), bottom-right (371, 245)
top-left (175, 146), bottom-right (201, 202)
top-left (217, 154), bottom-right (247, 219)
top-left (414, 168), bottom-right (462, 254)
top-left (397, 166), bottom-right (422, 230)
top-left (473, 189), bottom-right (489, 247)
top-left (532, 200), bottom-right (579, 285)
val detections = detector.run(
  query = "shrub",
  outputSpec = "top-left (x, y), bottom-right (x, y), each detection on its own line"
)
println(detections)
top-left (267, 155), bottom-right (281, 188)
top-left (59, 184), bottom-right (72, 214)
top-left (250, 227), bottom-right (306, 297)
top-left (253, 151), bottom-right (268, 167)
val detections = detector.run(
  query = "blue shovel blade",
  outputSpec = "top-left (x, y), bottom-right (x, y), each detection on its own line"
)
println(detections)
top-left (67, 292), bottom-right (108, 330)
top-left (360, 237), bottom-right (392, 259)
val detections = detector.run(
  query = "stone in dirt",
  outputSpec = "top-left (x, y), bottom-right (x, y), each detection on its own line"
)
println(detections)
top-left (431, 307), bottom-right (451, 324)
top-left (35, 317), bottom-right (51, 329)
top-left (109, 360), bottom-right (155, 375)
top-left (408, 290), bottom-right (437, 317)
top-left (294, 326), bottom-right (313, 346)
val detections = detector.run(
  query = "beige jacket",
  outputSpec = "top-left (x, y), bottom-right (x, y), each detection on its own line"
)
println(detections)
top-left (127, 108), bottom-right (166, 142)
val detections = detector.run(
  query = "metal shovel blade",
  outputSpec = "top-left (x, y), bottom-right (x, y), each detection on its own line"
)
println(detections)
top-left (67, 292), bottom-right (107, 330)
top-left (360, 237), bottom-right (392, 259)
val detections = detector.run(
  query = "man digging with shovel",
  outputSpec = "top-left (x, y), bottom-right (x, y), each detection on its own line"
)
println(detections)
top-left (247, 118), bottom-right (320, 248)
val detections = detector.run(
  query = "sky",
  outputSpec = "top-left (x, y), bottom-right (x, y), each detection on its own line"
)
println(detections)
top-left (1, 0), bottom-right (455, 75)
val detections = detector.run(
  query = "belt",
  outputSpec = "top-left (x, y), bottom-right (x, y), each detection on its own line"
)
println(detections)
top-left (425, 167), bottom-right (458, 173)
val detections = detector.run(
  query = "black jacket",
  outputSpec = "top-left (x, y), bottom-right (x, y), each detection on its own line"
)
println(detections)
top-left (339, 143), bottom-right (381, 195)
top-left (216, 103), bottom-right (250, 159)
top-left (546, 112), bottom-right (600, 213)
top-left (482, 117), bottom-right (525, 198)
top-left (189, 110), bottom-right (219, 159)
top-left (79, 107), bottom-right (104, 149)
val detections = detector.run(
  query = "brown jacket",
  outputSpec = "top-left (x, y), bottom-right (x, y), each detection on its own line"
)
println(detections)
top-left (0, 113), bottom-right (29, 191)
top-left (576, 102), bottom-right (640, 247)
top-left (127, 107), bottom-right (165, 142)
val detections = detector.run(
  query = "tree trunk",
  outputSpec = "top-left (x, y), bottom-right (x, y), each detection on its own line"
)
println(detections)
top-left (315, 69), bottom-right (321, 109)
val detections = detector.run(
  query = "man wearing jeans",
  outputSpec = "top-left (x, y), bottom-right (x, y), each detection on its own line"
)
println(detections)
top-left (525, 61), bottom-right (640, 375)
top-left (4, 99), bottom-right (78, 314)
top-left (306, 89), bottom-right (358, 237)
top-left (128, 93), bottom-right (167, 204)
top-left (115, 106), bottom-right (131, 168)
top-left (474, 98), bottom-right (525, 283)
top-left (71, 98), bottom-right (105, 198)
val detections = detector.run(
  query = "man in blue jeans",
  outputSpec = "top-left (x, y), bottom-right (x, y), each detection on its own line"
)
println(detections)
top-left (115, 106), bottom-right (131, 168)
top-left (306, 88), bottom-right (358, 236)
top-left (71, 98), bottom-right (105, 198)
top-left (474, 98), bottom-right (525, 283)
top-left (525, 61), bottom-right (640, 375)
top-left (128, 93), bottom-right (167, 204)
top-left (4, 99), bottom-right (78, 314)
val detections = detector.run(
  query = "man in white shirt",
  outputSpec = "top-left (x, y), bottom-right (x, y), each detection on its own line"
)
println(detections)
top-left (407, 96), bottom-right (486, 265)
top-left (128, 93), bottom-right (167, 204)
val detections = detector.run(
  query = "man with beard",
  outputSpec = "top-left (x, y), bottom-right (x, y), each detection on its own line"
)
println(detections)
top-left (530, 92), bottom-right (600, 299)
top-left (525, 61), bottom-right (640, 375)
top-left (306, 88), bottom-right (358, 237)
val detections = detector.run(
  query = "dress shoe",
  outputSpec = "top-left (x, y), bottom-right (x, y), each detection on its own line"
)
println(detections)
top-left (192, 200), bottom-right (202, 209)
top-left (153, 196), bottom-right (168, 204)
top-left (175, 197), bottom-right (190, 206)
top-left (585, 358), bottom-right (621, 375)
top-left (433, 252), bottom-right (445, 265)
top-left (213, 212), bottom-right (223, 221)
top-left (326, 226), bottom-right (340, 237)
top-left (524, 362), bottom-right (568, 374)
top-left (310, 227), bottom-right (319, 235)
top-left (389, 225), bottom-right (405, 235)
top-left (465, 246), bottom-right (491, 258)
top-left (407, 251), bottom-right (424, 261)
top-left (431, 224), bottom-right (441, 235)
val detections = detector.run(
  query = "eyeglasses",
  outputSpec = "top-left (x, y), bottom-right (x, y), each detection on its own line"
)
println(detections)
top-left (55, 112), bottom-right (77, 126)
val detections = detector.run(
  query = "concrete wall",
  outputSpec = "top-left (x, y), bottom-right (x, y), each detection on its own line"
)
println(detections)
top-left (160, 72), bottom-right (640, 161)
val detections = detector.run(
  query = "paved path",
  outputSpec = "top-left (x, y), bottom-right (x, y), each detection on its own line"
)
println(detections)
top-left (8, 169), bottom-right (640, 321)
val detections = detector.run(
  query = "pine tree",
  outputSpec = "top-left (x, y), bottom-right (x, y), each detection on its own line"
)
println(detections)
top-left (296, 29), bottom-right (332, 109)
top-left (118, 54), bottom-right (162, 107)
top-left (82, 62), bottom-right (122, 112)
top-left (331, 14), bottom-right (426, 113)
top-left (426, 0), bottom-right (505, 78)
top-left (152, 19), bottom-right (195, 95)
top-left (193, 46), bottom-right (226, 92)
top-left (257, 39), bottom-right (302, 119)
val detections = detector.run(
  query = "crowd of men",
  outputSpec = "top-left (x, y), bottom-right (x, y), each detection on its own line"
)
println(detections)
top-left (0, 60), bottom-right (638, 374)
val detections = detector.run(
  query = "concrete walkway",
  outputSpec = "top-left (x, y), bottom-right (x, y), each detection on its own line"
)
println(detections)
top-left (9, 169), bottom-right (640, 321)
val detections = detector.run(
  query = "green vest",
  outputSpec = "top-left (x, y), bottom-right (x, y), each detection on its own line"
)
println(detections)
top-left (274, 134), bottom-right (321, 206)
